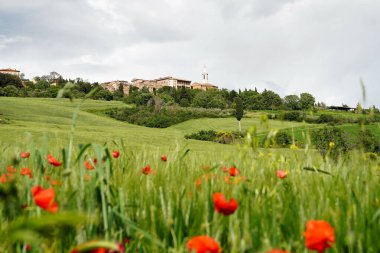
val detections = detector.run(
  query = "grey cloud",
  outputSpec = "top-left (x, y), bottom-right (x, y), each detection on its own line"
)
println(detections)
top-left (0, 0), bottom-right (379, 107)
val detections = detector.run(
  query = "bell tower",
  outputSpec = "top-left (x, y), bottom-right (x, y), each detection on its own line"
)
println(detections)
top-left (202, 65), bottom-right (208, 84)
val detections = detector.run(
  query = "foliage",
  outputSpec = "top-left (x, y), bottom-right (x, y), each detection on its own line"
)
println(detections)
top-left (107, 106), bottom-right (232, 128)
top-left (0, 73), bottom-right (23, 88)
top-left (300, 93), bottom-right (315, 110)
top-left (192, 90), bottom-right (227, 109)
top-left (185, 130), bottom-right (243, 144)
top-left (283, 95), bottom-right (301, 110)
top-left (311, 126), bottom-right (351, 159)
top-left (0, 85), bottom-right (19, 97)
top-left (234, 96), bottom-right (244, 121)
top-left (355, 129), bottom-right (380, 153)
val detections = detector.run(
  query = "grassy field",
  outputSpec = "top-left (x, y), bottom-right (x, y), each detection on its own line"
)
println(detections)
top-left (0, 97), bottom-right (379, 253)
top-left (0, 97), bottom-right (312, 155)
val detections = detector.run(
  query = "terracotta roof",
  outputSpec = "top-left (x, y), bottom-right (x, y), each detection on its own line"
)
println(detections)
top-left (154, 76), bottom-right (191, 82)
top-left (0, 68), bottom-right (20, 72)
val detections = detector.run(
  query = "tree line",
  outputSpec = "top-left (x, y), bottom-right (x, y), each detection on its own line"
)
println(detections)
top-left (1, 71), bottom-right (374, 112)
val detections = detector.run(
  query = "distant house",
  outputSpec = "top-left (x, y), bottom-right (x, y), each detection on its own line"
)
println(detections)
top-left (191, 67), bottom-right (218, 91)
top-left (154, 76), bottom-right (192, 89)
top-left (131, 78), bottom-right (157, 92)
top-left (191, 82), bottom-right (218, 91)
top-left (0, 68), bottom-right (21, 77)
top-left (328, 106), bottom-right (356, 112)
top-left (100, 80), bottom-right (130, 95)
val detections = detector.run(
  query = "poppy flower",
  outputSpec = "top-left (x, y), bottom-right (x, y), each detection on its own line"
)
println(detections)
top-left (276, 170), bottom-right (287, 179)
top-left (187, 236), bottom-right (221, 253)
top-left (45, 175), bottom-right (52, 181)
top-left (21, 167), bottom-right (33, 179)
top-left (50, 180), bottom-right (62, 186)
top-left (32, 186), bottom-right (59, 213)
top-left (221, 166), bottom-right (228, 173)
top-left (112, 151), bottom-right (120, 158)
top-left (20, 151), bottom-right (30, 158)
top-left (304, 220), bottom-right (335, 253)
top-left (26, 244), bottom-right (31, 251)
top-left (229, 166), bottom-right (240, 177)
top-left (48, 154), bottom-right (62, 167)
top-left (84, 159), bottom-right (97, 170)
top-left (196, 178), bottom-right (202, 189)
top-left (212, 193), bottom-right (238, 215)
top-left (0, 174), bottom-right (7, 184)
top-left (7, 165), bottom-right (17, 174)
top-left (266, 249), bottom-right (289, 253)
top-left (142, 165), bottom-right (153, 175)
top-left (161, 155), bottom-right (167, 162)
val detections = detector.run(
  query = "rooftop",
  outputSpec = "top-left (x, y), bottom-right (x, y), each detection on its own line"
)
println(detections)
top-left (0, 68), bottom-right (20, 72)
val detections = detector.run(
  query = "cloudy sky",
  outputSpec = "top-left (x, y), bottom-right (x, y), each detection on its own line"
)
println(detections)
top-left (0, 0), bottom-right (379, 107)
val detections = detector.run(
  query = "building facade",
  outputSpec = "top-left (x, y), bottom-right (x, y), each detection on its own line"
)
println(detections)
top-left (0, 68), bottom-right (20, 77)
top-left (100, 80), bottom-right (130, 95)
top-left (191, 67), bottom-right (218, 91)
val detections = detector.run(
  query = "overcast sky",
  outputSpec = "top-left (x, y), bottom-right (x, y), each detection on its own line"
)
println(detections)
top-left (0, 0), bottom-right (379, 107)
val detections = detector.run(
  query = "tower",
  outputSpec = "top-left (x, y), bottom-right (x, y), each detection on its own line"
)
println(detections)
top-left (202, 65), bottom-right (208, 84)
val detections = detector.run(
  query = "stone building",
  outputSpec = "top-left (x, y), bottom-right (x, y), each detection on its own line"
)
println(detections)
top-left (0, 68), bottom-right (21, 77)
top-left (154, 76), bottom-right (191, 89)
top-left (100, 80), bottom-right (130, 95)
top-left (131, 78), bottom-right (157, 92)
top-left (191, 67), bottom-right (218, 91)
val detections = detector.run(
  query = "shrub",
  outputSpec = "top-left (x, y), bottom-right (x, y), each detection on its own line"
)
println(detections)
top-left (281, 111), bottom-right (302, 122)
top-left (107, 106), bottom-right (232, 128)
top-left (275, 131), bottom-right (292, 147)
top-left (185, 130), bottom-right (217, 141)
top-left (185, 130), bottom-right (243, 144)
top-left (0, 85), bottom-right (19, 97)
top-left (311, 126), bottom-right (351, 159)
top-left (355, 129), bottom-right (380, 154)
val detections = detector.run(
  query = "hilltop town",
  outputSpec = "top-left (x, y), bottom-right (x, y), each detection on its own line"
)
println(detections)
top-left (0, 67), bottom-right (218, 95)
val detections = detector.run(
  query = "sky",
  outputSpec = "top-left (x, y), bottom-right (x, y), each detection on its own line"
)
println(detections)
top-left (0, 0), bottom-right (379, 107)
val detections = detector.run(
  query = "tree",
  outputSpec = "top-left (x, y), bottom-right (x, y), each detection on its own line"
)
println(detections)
top-left (261, 89), bottom-right (282, 110)
top-left (300, 93), bottom-right (315, 110)
top-left (283, 95), bottom-right (301, 110)
top-left (0, 73), bottom-right (23, 88)
top-left (234, 96), bottom-right (244, 132)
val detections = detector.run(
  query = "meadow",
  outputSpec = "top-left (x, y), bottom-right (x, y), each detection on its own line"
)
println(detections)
top-left (0, 97), bottom-right (379, 253)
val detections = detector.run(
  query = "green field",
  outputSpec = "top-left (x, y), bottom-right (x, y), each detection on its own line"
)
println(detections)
top-left (0, 97), bottom-right (312, 155)
top-left (0, 97), bottom-right (379, 253)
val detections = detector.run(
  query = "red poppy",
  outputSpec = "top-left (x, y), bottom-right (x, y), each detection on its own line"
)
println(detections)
top-left (212, 193), bottom-right (238, 215)
top-left (32, 186), bottom-right (59, 213)
top-left (20, 167), bottom-right (33, 179)
top-left (304, 220), bottom-right (335, 253)
top-left (20, 152), bottom-right (30, 158)
top-left (26, 244), bottom-right (31, 251)
top-left (161, 155), bottom-right (167, 162)
top-left (0, 174), bottom-right (6, 184)
top-left (276, 170), bottom-right (287, 179)
top-left (84, 159), bottom-right (97, 170)
top-left (112, 151), bottom-right (120, 158)
top-left (45, 175), bottom-right (51, 181)
top-left (7, 165), bottom-right (17, 174)
top-left (196, 178), bottom-right (202, 189)
top-left (50, 180), bottom-right (62, 186)
top-left (266, 249), bottom-right (289, 253)
top-left (48, 154), bottom-right (62, 167)
top-left (229, 166), bottom-right (240, 177)
top-left (187, 236), bottom-right (221, 253)
top-left (221, 166), bottom-right (228, 173)
top-left (142, 165), bottom-right (153, 175)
